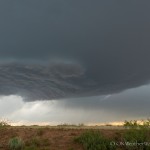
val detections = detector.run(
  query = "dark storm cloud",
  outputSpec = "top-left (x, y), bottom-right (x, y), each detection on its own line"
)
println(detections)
top-left (0, 0), bottom-right (150, 101)
top-left (61, 85), bottom-right (150, 121)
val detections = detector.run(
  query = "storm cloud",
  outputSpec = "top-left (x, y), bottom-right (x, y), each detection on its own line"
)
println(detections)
top-left (0, 0), bottom-right (150, 101)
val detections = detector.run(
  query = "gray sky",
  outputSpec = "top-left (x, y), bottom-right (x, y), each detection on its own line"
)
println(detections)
top-left (0, 1), bottom-right (150, 124)
top-left (1, 85), bottom-right (150, 125)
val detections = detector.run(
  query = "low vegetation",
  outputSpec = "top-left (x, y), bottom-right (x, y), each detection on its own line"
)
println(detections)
top-left (75, 130), bottom-right (116, 150)
top-left (8, 136), bottom-right (51, 150)
top-left (74, 119), bottom-right (150, 150)
top-left (0, 119), bottom-right (10, 128)
top-left (1, 119), bottom-right (150, 149)
top-left (123, 119), bottom-right (150, 150)
top-left (57, 123), bottom-right (85, 128)
top-left (8, 137), bottom-right (24, 150)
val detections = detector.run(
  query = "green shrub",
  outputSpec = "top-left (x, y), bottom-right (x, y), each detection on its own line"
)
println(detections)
top-left (124, 119), bottom-right (150, 129)
top-left (123, 120), bottom-right (150, 150)
top-left (8, 137), bottom-right (24, 150)
top-left (0, 120), bottom-right (10, 128)
top-left (75, 130), bottom-right (116, 150)
top-left (25, 136), bottom-right (50, 149)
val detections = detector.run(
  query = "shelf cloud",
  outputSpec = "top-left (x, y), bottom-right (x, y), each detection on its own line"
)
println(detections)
top-left (0, 1), bottom-right (150, 101)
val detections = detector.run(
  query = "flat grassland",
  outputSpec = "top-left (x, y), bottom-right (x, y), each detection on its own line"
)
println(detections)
top-left (0, 126), bottom-right (124, 150)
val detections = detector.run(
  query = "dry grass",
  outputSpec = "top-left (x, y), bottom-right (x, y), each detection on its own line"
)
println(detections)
top-left (0, 126), bottom-right (124, 150)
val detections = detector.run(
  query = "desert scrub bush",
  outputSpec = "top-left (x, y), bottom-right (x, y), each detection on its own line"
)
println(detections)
top-left (0, 119), bottom-right (10, 128)
top-left (8, 137), bottom-right (24, 150)
top-left (124, 120), bottom-right (139, 129)
top-left (75, 130), bottom-right (116, 150)
top-left (123, 120), bottom-right (150, 150)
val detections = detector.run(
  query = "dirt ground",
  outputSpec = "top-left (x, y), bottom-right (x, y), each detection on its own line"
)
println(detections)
top-left (0, 126), bottom-right (124, 150)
